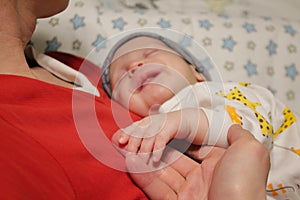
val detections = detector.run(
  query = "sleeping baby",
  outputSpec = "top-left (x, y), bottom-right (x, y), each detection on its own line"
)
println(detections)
top-left (101, 32), bottom-right (300, 200)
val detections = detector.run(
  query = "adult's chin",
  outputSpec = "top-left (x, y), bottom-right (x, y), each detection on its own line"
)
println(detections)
top-left (35, 0), bottom-right (70, 18)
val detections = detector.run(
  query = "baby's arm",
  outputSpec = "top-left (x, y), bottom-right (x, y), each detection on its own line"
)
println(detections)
top-left (115, 108), bottom-right (209, 162)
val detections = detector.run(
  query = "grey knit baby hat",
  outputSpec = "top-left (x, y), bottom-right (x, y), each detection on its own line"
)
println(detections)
top-left (99, 28), bottom-right (221, 97)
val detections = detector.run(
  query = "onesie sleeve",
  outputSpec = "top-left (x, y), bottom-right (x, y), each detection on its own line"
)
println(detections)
top-left (200, 107), bottom-right (232, 148)
top-left (160, 82), bottom-right (278, 150)
top-left (159, 83), bottom-right (232, 148)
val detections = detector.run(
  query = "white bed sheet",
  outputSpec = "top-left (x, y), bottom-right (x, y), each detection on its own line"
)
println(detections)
top-left (31, 0), bottom-right (300, 114)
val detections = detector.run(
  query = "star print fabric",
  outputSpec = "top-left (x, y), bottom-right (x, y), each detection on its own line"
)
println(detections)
top-left (31, 0), bottom-right (300, 115)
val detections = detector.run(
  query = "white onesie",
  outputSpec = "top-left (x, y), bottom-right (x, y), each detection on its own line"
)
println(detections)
top-left (159, 81), bottom-right (300, 200)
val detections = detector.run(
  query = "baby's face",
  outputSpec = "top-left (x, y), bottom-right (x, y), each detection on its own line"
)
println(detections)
top-left (109, 48), bottom-right (203, 116)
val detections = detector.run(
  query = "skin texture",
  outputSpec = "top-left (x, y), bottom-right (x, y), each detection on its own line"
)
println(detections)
top-left (114, 108), bottom-right (209, 162)
top-left (123, 125), bottom-right (270, 200)
top-left (110, 48), bottom-right (205, 116)
top-left (1, 0), bottom-right (270, 199)
top-left (0, 0), bottom-right (69, 77)
top-left (110, 40), bottom-right (270, 199)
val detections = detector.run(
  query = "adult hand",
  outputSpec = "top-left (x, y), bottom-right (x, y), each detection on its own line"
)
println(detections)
top-left (126, 125), bottom-right (270, 200)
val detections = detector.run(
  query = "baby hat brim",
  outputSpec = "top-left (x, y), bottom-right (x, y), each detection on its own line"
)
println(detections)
top-left (101, 31), bottom-right (211, 97)
top-left (111, 36), bottom-right (181, 63)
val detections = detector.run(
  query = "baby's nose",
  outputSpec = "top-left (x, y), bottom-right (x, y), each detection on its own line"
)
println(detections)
top-left (128, 62), bottom-right (144, 77)
top-left (130, 61), bottom-right (144, 68)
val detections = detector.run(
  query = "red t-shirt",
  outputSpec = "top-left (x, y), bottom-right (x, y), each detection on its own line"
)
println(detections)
top-left (0, 52), bottom-right (147, 199)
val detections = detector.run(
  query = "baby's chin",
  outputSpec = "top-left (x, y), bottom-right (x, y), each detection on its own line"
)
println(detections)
top-left (125, 85), bottom-right (176, 116)
top-left (139, 104), bottom-right (161, 117)
top-left (130, 107), bottom-right (148, 117)
top-left (135, 99), bottom-right (173, 117)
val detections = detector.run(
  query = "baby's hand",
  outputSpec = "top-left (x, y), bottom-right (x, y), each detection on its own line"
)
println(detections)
top-left (115, 113), bottom-right (170, 162)
top-left (114, 109), bottom-right (202, 162)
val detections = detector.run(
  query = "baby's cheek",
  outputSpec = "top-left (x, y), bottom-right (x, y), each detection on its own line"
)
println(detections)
top-left (128, 95), bottom-right (149, 117)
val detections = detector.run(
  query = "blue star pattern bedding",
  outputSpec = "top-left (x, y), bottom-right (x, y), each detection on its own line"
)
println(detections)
top-left (31, 0), bottom-right (300, 114)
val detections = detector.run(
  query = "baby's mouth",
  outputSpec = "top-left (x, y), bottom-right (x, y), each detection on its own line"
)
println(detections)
top-left (137, 72), bottom-right (160, 91)
top-left (130, 64), bottom-right (162, 92)
top-left (127, 63), bottom-right (165, 92)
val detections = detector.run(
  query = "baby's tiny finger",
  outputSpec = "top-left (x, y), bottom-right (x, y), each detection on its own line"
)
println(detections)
top-left (118, 132), bottom-right (129, 144)
top-left (152, 148), bottom-right (164, 163)
top-left (139, 137), bottom-right (155, 153)
top-left (152, 140), bottom-right (166, 162)
top-left (127, 136), bottom-right (142, 153)
top-left (139, 137), bottom-right (156, 162)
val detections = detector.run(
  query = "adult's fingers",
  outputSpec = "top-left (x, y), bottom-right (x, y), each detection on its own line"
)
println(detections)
top-left (186, 144), bottom-right (226, 162)
top-left (160, 146), bottom-right (222, 198)
top-left (127, 143), bottom-right (228, 200)
top-left (177, 145), bottom-right (226, 199)
top-left (162, 147), bottom-right (198, 178)
top-left (209, 125), bottom-right (270, 200)
top-left (126, 153), bottom-right (181, 200)
top-left (177, 166), bottom-right (204, 200)
top-left (126, 147), bottom-right (206, 198)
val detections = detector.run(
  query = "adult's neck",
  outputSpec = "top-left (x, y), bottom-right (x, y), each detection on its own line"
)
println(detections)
top-left (0, 0), bottom-right (37, 76)
top-left (0, 34), bottom-right (32, 76)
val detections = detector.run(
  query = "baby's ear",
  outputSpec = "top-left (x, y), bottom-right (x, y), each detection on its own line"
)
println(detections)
top-left (191, 65), bottom-right (206, 82)
top-left (195, 72), bottom-right (206, 82)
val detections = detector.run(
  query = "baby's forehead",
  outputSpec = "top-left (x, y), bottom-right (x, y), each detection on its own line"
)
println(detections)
top-left (111, 36), bottom-right (179, 63)
top-left (115, 47), bottom-right (179, 59)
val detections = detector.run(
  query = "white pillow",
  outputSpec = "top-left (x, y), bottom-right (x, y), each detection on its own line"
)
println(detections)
top-left (32, 0), bottom-right (300, 114)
